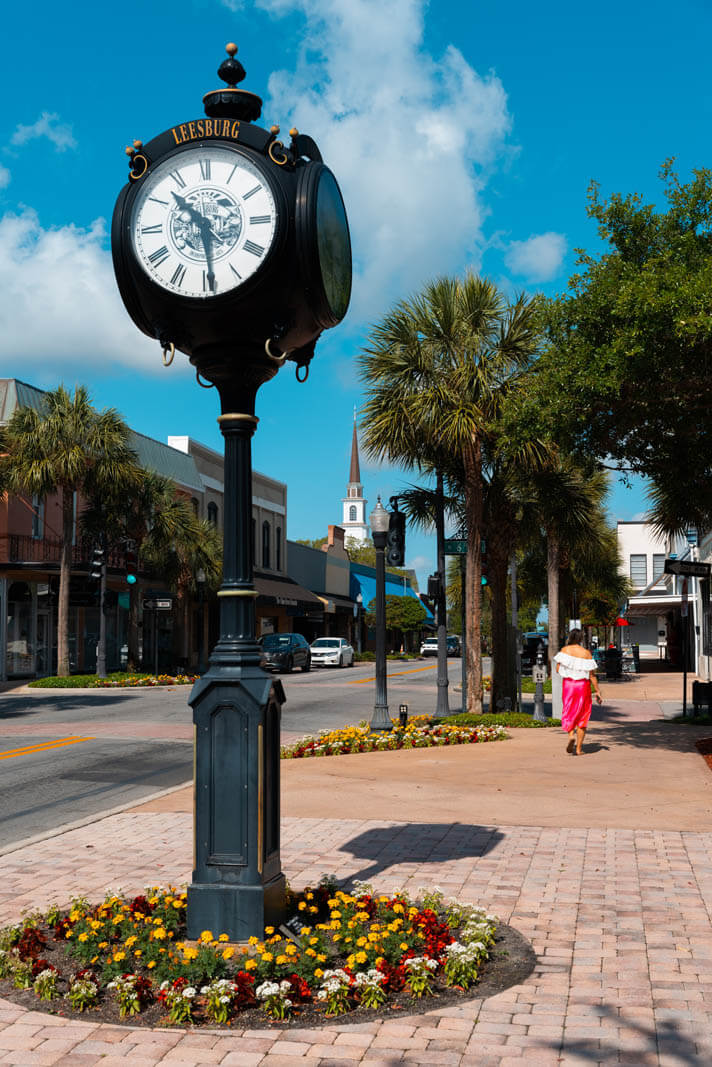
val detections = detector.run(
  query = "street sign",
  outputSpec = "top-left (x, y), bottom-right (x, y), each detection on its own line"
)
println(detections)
top-left (664, 559), bottom-right (711, 578)
top-left (143, 598), bottom-right (173, 611)
top-left (443, 539), bottom-right (466, 555)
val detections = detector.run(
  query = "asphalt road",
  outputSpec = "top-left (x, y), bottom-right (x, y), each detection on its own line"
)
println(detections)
top-left (0, 657), bottom-right (475, 850)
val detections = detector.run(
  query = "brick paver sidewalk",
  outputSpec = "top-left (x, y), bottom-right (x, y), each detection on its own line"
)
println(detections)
top-left (1, 812), bottom-right (712, 1065)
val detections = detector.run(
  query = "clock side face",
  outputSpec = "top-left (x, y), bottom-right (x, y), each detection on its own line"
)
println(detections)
top-left (315, 168), bottom-right (351, 323)
top-left (130, 145), bottom-right (278, 299)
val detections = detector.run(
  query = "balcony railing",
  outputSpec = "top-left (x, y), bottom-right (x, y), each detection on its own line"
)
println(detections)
top-left (1, 535), bottom-right (125, 569)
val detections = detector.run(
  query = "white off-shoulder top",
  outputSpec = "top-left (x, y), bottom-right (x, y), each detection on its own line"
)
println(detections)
top-left (553, 650), bottom-right (599, 681)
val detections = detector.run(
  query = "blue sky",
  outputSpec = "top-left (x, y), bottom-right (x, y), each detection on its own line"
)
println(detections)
top-left (0, 0), bottom-right (707, 586)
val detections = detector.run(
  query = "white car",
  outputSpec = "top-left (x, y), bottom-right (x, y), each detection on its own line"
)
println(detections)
top-left (420, 636), bottom-right (439, 656)
top-left (310, 637), bottom-right (355, 667)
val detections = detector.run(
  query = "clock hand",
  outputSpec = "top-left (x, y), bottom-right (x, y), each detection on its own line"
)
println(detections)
top-left (171, 192), bottom-right (217, 292)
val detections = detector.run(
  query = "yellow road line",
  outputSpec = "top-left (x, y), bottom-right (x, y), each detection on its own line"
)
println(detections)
top-left (0, 736), bottom-right (95, 760)
top-left (348, 665), bottom-right (437, 685)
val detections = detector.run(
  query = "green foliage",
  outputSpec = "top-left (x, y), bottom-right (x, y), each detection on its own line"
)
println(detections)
top-left (434, 711), bottom-right (559, 727)
top-left (528, 163), bottom-right (712, 530)
top-left (294, 537), bottom-right (327, 549)
top-left (364, 594), bottom-right (426, 634)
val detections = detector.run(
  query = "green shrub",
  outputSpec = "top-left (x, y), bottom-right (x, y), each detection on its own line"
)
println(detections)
top-left (433, 712), bottom-right (561, 729)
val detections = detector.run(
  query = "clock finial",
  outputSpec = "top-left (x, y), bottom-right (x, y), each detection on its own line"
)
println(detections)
top-left (203, 42), bottom-right (263, 122)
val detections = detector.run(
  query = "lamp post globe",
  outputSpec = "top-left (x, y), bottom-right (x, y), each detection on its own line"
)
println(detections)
top-left (369, 496), bottom-right (392, 732)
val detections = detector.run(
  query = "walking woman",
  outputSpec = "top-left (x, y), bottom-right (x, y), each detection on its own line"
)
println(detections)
top-left (553, 629), bottom-right (602, 755)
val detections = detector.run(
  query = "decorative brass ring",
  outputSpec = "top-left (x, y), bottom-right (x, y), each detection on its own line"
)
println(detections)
top-left (196, 370), bottom-right (214, 389)
top-left (129, 154), bottom-right (148, 181)
top-left (217, 413), bottom-right (259, 425)
top-left (264, 338), bottom-right (288, 365)
top-left (217, 589), bottom-right (259, 597)
top-left (296, 363), bottom-right (310, 383)
top-left (268, 140), bottom-right (288, 166)
top-left (162, 342), bottom-right (175, 367)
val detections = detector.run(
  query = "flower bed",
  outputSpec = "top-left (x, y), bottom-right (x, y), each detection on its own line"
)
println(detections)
top-left (28, 672), bottom-right (197, 689)
top-left (0, 881), bottom-right (498, 1027)
top-left (281, 717), bottom-right (507, 758)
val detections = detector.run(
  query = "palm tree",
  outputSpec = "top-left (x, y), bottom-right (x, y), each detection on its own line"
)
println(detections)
top-left (83, 471), bottom-right (222, 668)
top-left (3, 386), bottom-right (139, 676)
top-left (359, 273), bottom-right (541, 713)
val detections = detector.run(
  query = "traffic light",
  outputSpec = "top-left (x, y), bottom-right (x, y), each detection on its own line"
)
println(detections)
top-left (386, 508), bottom-right (406, 567)
top-left (90, 545), bottom-right (105, 581)
top-left (427, 573), bottom-right (442, 599)
top-left (125, 544), bottom-right (138, 585)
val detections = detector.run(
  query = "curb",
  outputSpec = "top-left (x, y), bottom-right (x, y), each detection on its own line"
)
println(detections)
top-left (0, 779), bottom-right (194, 858)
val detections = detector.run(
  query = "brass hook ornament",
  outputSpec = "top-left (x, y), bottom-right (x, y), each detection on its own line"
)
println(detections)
top-left (196, 370), bottom-right (215, 389)
top-left (264, 337), bottom-right (288, 365)
top-left (161, 342), bottom-right (175, 367)
top-left (296, 363), bottom-right (309, 383)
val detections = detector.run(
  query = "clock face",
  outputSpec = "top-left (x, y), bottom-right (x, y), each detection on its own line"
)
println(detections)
top-left (130, 146), bottom-right (278, 298)
top-left (315, 168), bottom-right (351, 323)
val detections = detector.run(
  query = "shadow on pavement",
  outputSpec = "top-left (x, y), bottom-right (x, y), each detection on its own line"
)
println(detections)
top-left (0, 693), bottom-right (148, 718)
top-left (338, 822), bottom-right (504, 887)
top-left (530, 1001), bottom-right (701, 1063)
top-left (594, 719), bottom-right (712, 752)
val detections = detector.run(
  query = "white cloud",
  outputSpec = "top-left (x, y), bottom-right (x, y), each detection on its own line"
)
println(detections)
top-left (0, 209), bottom-right (162, 374)
top-left (258, 0), bottom-right (512, 320)
top-left (504, 231), bottom-right (566, 282)
top-left (11, 112), bottom-right (77, 152)
top-left (0, 166), bottom-right (10, 189)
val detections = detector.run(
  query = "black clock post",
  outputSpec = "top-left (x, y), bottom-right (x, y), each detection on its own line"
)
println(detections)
top-left (111, 44), bottom-right (351, 940)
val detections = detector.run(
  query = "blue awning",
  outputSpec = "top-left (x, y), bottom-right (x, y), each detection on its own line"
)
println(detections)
top-left (350, 570), bottom-right (433, 621)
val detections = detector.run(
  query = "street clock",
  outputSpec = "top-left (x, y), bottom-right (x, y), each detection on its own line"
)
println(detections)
top-left (111, 43), bottom-right (351, 395)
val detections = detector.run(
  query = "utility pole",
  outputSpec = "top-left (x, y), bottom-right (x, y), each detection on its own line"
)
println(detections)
top-left (91, 540), bottom-right (107, 679)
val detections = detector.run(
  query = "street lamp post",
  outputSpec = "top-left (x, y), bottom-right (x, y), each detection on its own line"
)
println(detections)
top-left (370, 497), bottom-right (392, 732)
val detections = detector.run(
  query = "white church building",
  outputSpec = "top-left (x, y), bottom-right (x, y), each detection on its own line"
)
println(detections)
top-left (340, 420), bottom-right (369, 544)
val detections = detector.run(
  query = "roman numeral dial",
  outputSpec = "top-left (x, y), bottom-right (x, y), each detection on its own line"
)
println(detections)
top-left (130, 146), bottom-right (278, 298)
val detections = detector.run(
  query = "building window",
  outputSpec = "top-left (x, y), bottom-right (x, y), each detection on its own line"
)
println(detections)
top-left (630, 554), bottom-right (647, 587)
top-left (276, 526), bottom-right (281, 571)
top-left (349, 505), bottom-right (357, 521)
top-left (207, 502), bottom-right (218, 526)
top-left (31, 495), bottom-right (44, 540)
top-left (262, 521), bottom-right (271, 569)
top-left (652, 554), bottom-right (665, 583)
top-left (191, 497), bottom-right (200, 517)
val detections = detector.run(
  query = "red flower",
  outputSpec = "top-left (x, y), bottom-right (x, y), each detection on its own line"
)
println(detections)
top-left (16, 926), bottom-right (47, 961)
top-left (287, 973), bottom-right (312, 1001)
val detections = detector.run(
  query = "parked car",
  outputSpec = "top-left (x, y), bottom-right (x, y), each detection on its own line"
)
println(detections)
top-left (310, 637), bottom-right (355, 668)
top-left (520, 632), bottom-right (548, 674)
top-left (421, 635), bottom-right (462, 657)
top-left (259, 632), bottom-right (311, 673)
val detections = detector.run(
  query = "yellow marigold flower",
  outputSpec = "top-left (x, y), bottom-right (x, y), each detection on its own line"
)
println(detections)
top-left (90, 920), bottom-right (103, 931)
top-left (306, 892), bottom-right (314, 901)
top-left (327, 898), bottom-right (338, 908)
top-left (330, 909), bottom-right (342, 919)
top-left (244, 959), bottom-right (257, 971)
top-left (356, 951), bottom-right (368, 964)
top-left (175, 941), bottom-right (185, 951)
top-left (333, 934), bottom-right (341, 942)
top-left (112, 915), bottom-right (124, 925)
top-left (345, 936), bottom-right (353, 944)
top-left (301, 926), bottom-right (312, 936)
top-left (77, 932), bottom-right (89, 943)
top-left (309, 906), bottom-right (318, 914)
top-left (276, 954), bottom-right (288, 965)
top-left (147, 960), bottom-right (156, 969)
top-left (153, 917), bottom-right (164, 926)
top-left (134, 950), bottom-right (142, 958)
top-left (375, 956), bottom-right (384, 966)
top-left (183, 947), bottom-right (198, 961)
top-left (222, 947), bottom-right (235, 961)
top-left (125, 935), bottom-right (137, 948)
top-left (347, 954), bottom-right (356, 968)
top-left (65, 931), bottom-right (73, 938)
top-left (114, 951), bottom-right (126, 962)
top-left (248, 935), bottom-right (259, 946)
top-left (199, 929), bottom-right (214, 943)
top-left (400, 942), bottom-right (409, 951)
top-left (309, 936), bottom-right (319, 946)
top-left (348, 920), bottom-right (356, 929)
top-left (306, 948), bottom-right (316, 957)
top-left (356, 912), bottom-right (370, 922)
top-left (393, 904), bottom-right (404, 914)
top-left (90, 955), bottom-right (98, 963)
top-left (261, 952), bottom-right (274, 963)
top-left (317, 953), bottom-right (327, 962)
top-left (298, 901), bottom-right (307, 911)
top-left (331, 920), bottom-right (341, 930)
top-left (98, 941), bottom-right (108, 949)
top-left (153, 927), bottom-right (167, 941)
top-left (149, 896), bottom-right (159, 906)
top-left (69, 910), bottom-right (80, 922)
top-left (356, 937), bottom-right (368, 947)
top-left (265, 926), bottom-right (275, 935)
top-left (219, 933), bottom-right (230, 942)
top-left (314, 968), bottom-right (324, 978)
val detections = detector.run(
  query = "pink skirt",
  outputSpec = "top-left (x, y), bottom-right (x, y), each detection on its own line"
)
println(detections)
top-left (561, 678), bottom-right (592, 731)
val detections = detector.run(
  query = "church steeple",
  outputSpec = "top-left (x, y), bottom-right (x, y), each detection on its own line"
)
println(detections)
top-left (341, 415), bottom-right (369, 544)
top-left (349, 418), bottom-right (361, 483)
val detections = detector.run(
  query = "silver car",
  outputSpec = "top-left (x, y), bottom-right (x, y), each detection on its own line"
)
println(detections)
top-left (310, 637), bottom-right (355, 667)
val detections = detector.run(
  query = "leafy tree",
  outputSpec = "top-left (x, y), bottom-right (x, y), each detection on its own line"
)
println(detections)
top-left (2, 386), bottom-right (139, 676)
top-left (345, 536), bottom-right (409, 577)
top-left (359, 273), bottom-right (540, 713)
top-left (295, 537), bottom-right (328, 549)
top-left (529, 162), bottom-right (712, 529)
top-left (365, 594), bottom-right (426, 650)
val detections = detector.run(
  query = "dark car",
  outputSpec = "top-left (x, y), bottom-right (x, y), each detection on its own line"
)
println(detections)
top-left (520, 632), bottom-right (548, 674)
top-left (446, 635), bottom-right (461, 657)
top-left (259, 632), bottom-right (311, 673)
